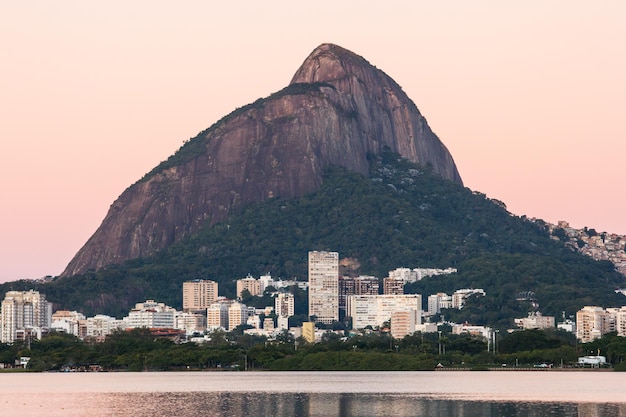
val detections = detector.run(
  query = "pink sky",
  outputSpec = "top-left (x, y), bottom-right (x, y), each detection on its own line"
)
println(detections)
top-left (1, 2), bottom-right (625, 283)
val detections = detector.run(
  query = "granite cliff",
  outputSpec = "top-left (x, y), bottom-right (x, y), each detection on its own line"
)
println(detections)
top-left (61, 43), bottom-right (462, 277)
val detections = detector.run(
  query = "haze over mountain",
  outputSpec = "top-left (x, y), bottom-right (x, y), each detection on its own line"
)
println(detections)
top-left (62, 44), bottom-right (462, 277)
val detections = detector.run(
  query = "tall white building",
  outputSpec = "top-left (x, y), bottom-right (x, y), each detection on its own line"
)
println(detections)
top-left (275, 292), bottom-right (295, 318)
top-left (1, 290), bottom-right (51, 343)
top-left (308, 251), bottom-right (339, 324)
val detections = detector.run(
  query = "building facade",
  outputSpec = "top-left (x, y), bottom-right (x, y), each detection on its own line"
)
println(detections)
top-left (576, 306), bottom-right (610, 342)
top-left (308, 251), bottom-right (339, 324)
top-left (207, 301), bottom-right (230, 330)
top-left (339, 275), bottom-right (379, 316)
top-left (427, 293), bottom-right (452, 316)
top-left (390, 310), bottom-right (418, 339)
top-left (228, 302), bottom-right (248, 331)
top-left (1, 290), bottom-right (51, 343)
top-left (275, 292), bottom-right (295, 318)
top-left (347, 294), bottom-right (422, 330)
top-left (514, 312), bottom-right (555, 330)
top-left (124, 300), bottom-right (176, 329)
top-left (182, 280), bottom-right (218, 313)
top-left (382, 277), bottom-right (404, 295)
top-left (236, 275), bottom-right (262, 297)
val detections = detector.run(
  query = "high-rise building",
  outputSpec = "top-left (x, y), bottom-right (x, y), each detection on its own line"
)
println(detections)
top-left (236, 275), bottom-right (261, 298)
top-left (183, 280), bottom-right (218, 312)
top-left (1, 290), bottom-right (51, 343)
top-left (207, 300), bottom-right (231, 330)
top-left (308, 251), bottom-right (339, 324)
top-left (228, 302), bottom-right (248, 331)
top-left (275, 292), bottom-right (295, 318)
top-left (576, 306), bottom-right (609, 342)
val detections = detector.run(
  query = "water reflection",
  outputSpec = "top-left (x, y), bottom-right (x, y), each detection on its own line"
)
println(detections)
top-left (84, 392), bottom-right (626, 417)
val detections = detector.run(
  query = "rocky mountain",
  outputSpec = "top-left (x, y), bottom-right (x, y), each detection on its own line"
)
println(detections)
top-left (61, 44), bottom-right (462, 277)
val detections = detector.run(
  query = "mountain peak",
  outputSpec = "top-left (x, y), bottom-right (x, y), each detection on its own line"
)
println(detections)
top-left (61, 44), bottom-right (462, 277)
top-left (290, 43), bottom-right (368, 85)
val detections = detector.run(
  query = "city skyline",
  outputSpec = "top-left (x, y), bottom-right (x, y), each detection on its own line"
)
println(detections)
top-left (2, 2), bottom-right (625, 282)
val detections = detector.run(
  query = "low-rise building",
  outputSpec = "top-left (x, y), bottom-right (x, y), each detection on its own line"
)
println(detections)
top-left (347, 294), bottom-right (422, 330)
top-left (514, 312), bottom-right (555, 330)
top-left (124, 300), bottom-right (176, 329)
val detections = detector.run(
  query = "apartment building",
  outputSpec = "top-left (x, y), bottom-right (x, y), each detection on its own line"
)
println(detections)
top-left (514, 312), bottom-right (555, 330)
top-left (390, 310), bottom-right (418, 339)
top-left (182, 279), bottom-right (218, 313)
top-left (347, 294), bottom-right (422, 330)
top-left (308, 251), bottom-right (339, 324)
top-left (228, 302), bottom-right (248, 331)
top-left (452, 289), bottom-right (485, 309)
top-left (383, 277), bottom-right (404, 295)
top-left (340, 275), bottom-right (380, 315)
top-left (207, 300), bottom-right (230, 330)
top-left (50, 310), bottom-right (86, 337)
top-left (427, 293), bottom-right (452, 316)
top-left (124, 300), bottom-right (176, 329)
top-left (1, 290), bottom-right (51, 343)
top-left (576, 306), bottom-right (613, 343)
top-left (236, 275), bottom-right (261, 297)
top-left (275, 292), bottom-right (295, 318)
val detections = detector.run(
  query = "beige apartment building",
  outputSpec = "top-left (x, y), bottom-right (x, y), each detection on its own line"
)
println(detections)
top-left (236, 275), bottom-right (261, 298)
top-left (575, 306), bottom-right (624, 343)
top-left (383, 277), bottom-right (404, 295)
top-left (183, 279), bottom-right (218, 312)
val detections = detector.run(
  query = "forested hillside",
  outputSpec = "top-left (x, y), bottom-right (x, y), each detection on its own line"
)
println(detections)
top-left (2, 152), bottom-right (623, 323)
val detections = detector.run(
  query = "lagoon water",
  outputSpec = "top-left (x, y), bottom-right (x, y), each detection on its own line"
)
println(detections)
top-left (2, 371), bottom-right (626, 416)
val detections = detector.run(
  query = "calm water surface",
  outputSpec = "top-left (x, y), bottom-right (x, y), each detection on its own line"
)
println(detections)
top-left (2, 371), bottom-right (625, 416)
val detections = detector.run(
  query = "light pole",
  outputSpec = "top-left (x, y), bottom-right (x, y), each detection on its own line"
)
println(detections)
top-left (438, 331), bottom-right (442, 355)
top-left (494, 330), bottom-right (500, 354)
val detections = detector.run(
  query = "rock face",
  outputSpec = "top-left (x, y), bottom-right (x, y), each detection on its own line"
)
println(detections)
top-left (61, 43), bottom-right (462, 277)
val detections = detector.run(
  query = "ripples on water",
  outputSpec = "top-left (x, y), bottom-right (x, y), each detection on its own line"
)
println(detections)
top-left (3, 372), bottom-right (626, 417)
top-left (7, 392), bottom-right (626, 417)
top-left (107, 393), bottom-right (625, 417)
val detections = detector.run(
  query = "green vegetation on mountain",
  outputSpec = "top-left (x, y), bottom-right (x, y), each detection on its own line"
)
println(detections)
top-left (1, 152), bottom-right (623, 324)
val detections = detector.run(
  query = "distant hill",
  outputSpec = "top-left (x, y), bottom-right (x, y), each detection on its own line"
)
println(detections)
top-left (3, 152), bottom-right (624, 324)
